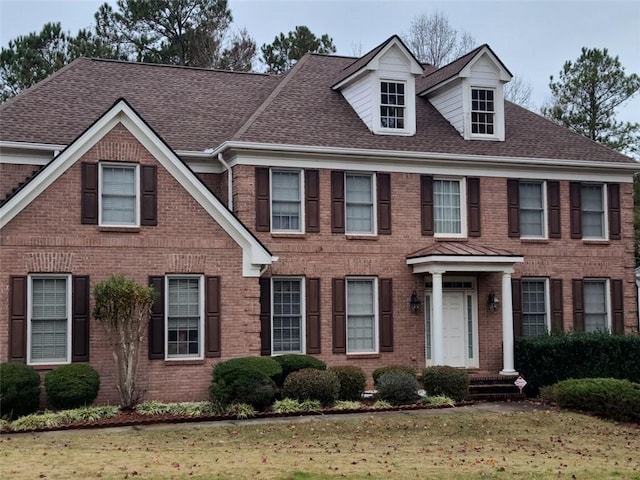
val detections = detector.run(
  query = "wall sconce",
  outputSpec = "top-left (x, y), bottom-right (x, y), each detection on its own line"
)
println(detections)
top-left (410, 290), bottom-right (421, 314)
top-left (488, 291), bottom-right (500, 313)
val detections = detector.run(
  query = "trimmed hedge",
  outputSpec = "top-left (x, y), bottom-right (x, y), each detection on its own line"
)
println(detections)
top-left (515, 332), bottom-right (640, 395)
top-left (210, 357), bottom-right (281, 410)
top-left (0, 363), bottom-right (41, 419)
top-left (372, 365), bottom-right (416, 387)
top-left (550, 378), bottom-right (640, 423)
top-left (421, 366), bottom-right (469, 402)
top-left (376, 371), bottom-right (419, 406)
top-left (282, 368), bottom-right (340, 407)
top-left (45, 364), bottom-right (100, 410)
top-left (329, 366), bottom-right (366, 401)
top-left (273, 354), bottom-right (326, 386)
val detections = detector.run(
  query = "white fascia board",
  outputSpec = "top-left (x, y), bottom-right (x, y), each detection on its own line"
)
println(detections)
top-left (0, 152), bottom-right (52, 165)
top-left (406, 255), bottom-right (524, 266)
top-left (0, 140), bottom-right (67, 152)
top-left (419, 76), bottom-right (461, 96)
top-left (369, 39), bottom-right (423, 75)
top-left (217, 142), bottom-right (638, 183)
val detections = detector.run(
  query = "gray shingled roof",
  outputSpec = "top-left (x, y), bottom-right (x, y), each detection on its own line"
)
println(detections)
top-left (0, 51), bottom-right (635, 165)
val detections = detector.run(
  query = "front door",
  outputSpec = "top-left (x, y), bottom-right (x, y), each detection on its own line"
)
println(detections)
top-left (442, 291), bottom-right (466, 367)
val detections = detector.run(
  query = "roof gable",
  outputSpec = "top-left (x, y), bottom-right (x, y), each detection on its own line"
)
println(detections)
top-left (0, 99), bottom-right (274, 276)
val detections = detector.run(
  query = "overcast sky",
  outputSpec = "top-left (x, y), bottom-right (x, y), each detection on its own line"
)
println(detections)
top-left (1, 0), bottom-right (638, 122)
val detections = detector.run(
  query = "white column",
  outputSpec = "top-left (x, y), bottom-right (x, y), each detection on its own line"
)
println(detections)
top-left (431, 269), bottom-right (445, 366)
top-left (500, 270), bottom-right (518, 375)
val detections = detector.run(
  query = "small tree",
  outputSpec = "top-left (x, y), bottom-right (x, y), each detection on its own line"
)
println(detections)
top-left (93, 274), bottom-right (156, 409)
top-left (261, 25), bottom-right (336, 74)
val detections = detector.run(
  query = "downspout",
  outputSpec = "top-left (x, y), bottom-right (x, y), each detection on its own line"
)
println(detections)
top-left (217, 152), bottom-right (233, 211)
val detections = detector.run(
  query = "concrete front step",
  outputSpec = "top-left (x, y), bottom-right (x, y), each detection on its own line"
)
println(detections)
top-left (466, 392), bottom-right (527, 401)
top-left (467, 374), bottom-right (525, 401)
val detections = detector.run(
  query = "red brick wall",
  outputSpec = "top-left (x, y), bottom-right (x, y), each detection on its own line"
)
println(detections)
top-left (0, 163), bottom-right (41, 200)
top-left (0, 125), bottom-right (260, 404)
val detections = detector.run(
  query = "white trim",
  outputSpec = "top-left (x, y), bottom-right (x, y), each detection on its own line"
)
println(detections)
top-left (165, 274), bottom-right (205, 361)
top-left (374, 78), bottom-right (416, 136)
top-left (0, 140), bottom-right (66, 152)
top-left (346, 276), bottom-right (379, 355)
top-left (584, 278), bottom-right (612, 332)
top-left (345, 171), bottom-right (377, 236)
top-left (519, 180), bottom-right (548, 240)
top-left (270, 277), bottom-right (306, 355)
top-left (520, 277), bottom-right (551, 336)
top-left (98, 162), bottom-right (140, 227)
top-left (433, 177), bottom-right (467, 238)
top-left (580, 183), bottom-right (608, 240)
top-left (270, 168), bottom-right (305, 234)
top-left (0, 100), bottom-right (274, 277)
top-left (27, 274), bottom-right (72, 366)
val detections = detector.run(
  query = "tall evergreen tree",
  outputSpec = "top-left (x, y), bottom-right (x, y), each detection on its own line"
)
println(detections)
top-left (261, 25), bottom-right (335, 74)
top-left (542, 47), bottom-right (640, 156)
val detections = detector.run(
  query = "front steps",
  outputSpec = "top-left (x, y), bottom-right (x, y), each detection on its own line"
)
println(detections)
top-left (467, 374), bottom-right (527, 401)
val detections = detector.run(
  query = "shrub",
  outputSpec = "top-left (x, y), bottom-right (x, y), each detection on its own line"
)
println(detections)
top-left (515, 332), bottom-right (640, 395)
top-left (372, 365), bottom-right (416, 387)
top-left (0, 363), bottom-right (41, 420)
top-left (210, 367), bottom-right (275, 411)
top-left (212, 356), bottom-right (282, 384)
top-left (552, 378), bottom-right (640, 423)
top-left (273, 355), bottom-right (326, 386)
top-left (225, 403), bottom-right (256, 419)
top-left (376, 371), bottom-right (419, 406)
top-left (44, 364), bottom-right (100, 410)
top-left (282, 368), bottom-right (340, 407)
top-left (421, 366), bottom-right (469, 402)
top-left (334, 400), bottom-right (362, 410)
top-left (423, 395), bottom-right (455, 407)
top-left (329, 366), bottom-right (366, 401)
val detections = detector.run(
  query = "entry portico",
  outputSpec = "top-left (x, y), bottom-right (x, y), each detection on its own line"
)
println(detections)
top-left (407, 243), bottom-right (524, 375)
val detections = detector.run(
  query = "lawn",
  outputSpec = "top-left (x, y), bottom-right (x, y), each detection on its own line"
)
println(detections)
top-left (1, 408), bottom-right (638, 480)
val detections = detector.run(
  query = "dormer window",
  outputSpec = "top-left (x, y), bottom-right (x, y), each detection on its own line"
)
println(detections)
top-left (471, 88), bottom-right (495, 135)
top-left (380, 81), bottom-right (405, 129)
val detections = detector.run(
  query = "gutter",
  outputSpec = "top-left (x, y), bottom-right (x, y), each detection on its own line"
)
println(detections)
top-left (203, 148), bottom-right (233, 210)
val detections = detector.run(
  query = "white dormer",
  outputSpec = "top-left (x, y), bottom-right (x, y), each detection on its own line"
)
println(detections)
top-left (419, 45), bottom-right (512, 141)
top-left (332, 36), bottom-right (423, 136)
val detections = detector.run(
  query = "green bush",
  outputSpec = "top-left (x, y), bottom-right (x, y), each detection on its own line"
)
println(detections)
top-left (282, 368), bottom-right (340, 407)
top-left (45, 364), bottom-right (100, 410)
top-left (0, 363), bottom-right (41, 419)
top-left (376, 371), bottom-right (419, 406)
top-left (273, 354), bottom-right (326, 386)
top-left (515, 332), bottom-right (640, 395)
top-left (372, 365), bottom-right (416, 387)
top-left (212, 356), bottom-right (282, 385)
top-left (552, 378), bottom-right (640, 423)
top-left (210, 367), bottom-right (275, 411)
top-left (421, 366), bottom-right (469, 402)
top-left (329, 366), bottom-right (366, 401)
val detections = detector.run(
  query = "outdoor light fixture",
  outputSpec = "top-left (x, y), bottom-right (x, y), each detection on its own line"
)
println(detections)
top-left (410, 290), bottom-right (421, 314)
top-left (488, 292), bottom-right (500, 312)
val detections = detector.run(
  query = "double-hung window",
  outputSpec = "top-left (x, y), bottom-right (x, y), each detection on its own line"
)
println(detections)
top-left (100, 163), bottom-right (139, 226)
top-left (272, 278), bottom-right (304, 354)
top-left (380, 81), bottom-right (405, 129)
top-left (346, 278), bottom-right (377, 354)
top-left (521, 279), bottom-right (548, 337)
top-left (584, 279), bottom-right (609, 332)
top-left (346, 173), bottom-right (374, 234)
top-left (581, 184), bottom-right (606, 239)
top-left (271, 170), bottom-right (302, 232)
top-left (471, 88), bottom-right (495, 135)
top-left (520, 181), bottom-right (546, 237)
top-left (434, 179), bottom-right (465, 236)
top-left (28, 275), bottom-right (71, 364)
top-left (166, 276), bottom-right (203, 359)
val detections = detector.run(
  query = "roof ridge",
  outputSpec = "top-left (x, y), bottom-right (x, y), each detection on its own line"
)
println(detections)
top-left (231, 54), bottom-right (312, 140)
top-left (88, 57), bottom-right (273, 76)
top-left (0, 57), bottom-right (90, 111)
top-left (420, 44), bottom-right (485, 81)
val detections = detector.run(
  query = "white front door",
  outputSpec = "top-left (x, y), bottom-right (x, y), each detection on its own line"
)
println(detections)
top-left (442, 291), bottom-right (466, 367)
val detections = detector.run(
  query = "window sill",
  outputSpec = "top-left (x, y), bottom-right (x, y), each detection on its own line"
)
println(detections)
top-left (346, 235), bottom-right (378, 241)
top-left (164, 359), bottom-right (205, 366)
top-left (435, 237), bottom-right (468, 242)
top-left (29, 363), bottom-right (70, 371)
top-left (98, 226), bottom-right (141, 233)
top-left (346, 353), bottom-right (381, 360)
top-left (520, 238), bottom-right (549, 244)
top-left (582, 239), bottom-right (610, 246)
top-left (271, 232), bottom-right (306, 239)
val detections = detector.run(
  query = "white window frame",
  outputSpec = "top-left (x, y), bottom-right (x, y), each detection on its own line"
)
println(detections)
top-left (581, 183), bottom-right (608, 240)
top-left (165, 274), bottom-right (204, 360)
top-left (345, 172), bottom-right (377, 235)
top-left (372, 74), bottom-right (416, 136)
top-left (379, 80), bottom-right (407, 130)
top-left (470, 87), bottom-right (496, 137)
top-left (346, 276), bottom-right (379, 355)
top-left (98, 162), bottom-right (140, 227)
top-left (520, 277), bottom-right (550, 337)
top-left (270, 169), bottom-right (304, 233)
top-left (433, 177), bottom-right (467, 238)
top-left (583, 278), bottom-right (611, 332)
top-left (519, 181), bottom-right (548, 239)
top-left (271, 277), bottom-right (305, 355)
top-left (27, 274), bottom-right (72, 365)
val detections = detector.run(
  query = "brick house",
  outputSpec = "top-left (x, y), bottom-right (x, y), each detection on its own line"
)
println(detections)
top-left (1, 36), bottom-right (637, 404)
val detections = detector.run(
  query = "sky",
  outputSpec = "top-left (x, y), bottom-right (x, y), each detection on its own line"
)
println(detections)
top-left (0, 0), bottom-right (639, 122)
